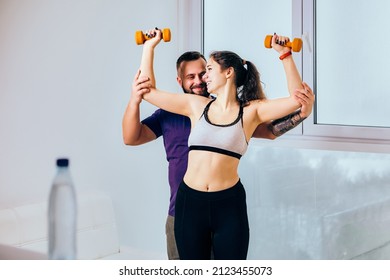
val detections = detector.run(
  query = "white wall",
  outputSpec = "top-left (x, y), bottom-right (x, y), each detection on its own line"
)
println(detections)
top-left (0, 0), bottom-right (181, 257)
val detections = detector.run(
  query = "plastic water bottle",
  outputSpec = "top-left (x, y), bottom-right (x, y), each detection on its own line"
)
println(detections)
top-left (48, 158), bottom-right (77, 260)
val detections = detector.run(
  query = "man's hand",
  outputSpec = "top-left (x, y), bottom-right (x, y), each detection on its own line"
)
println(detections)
top-left (130, 70), bottom-right (151, 105)
top-left (293, 82), bottom-right (315, 118)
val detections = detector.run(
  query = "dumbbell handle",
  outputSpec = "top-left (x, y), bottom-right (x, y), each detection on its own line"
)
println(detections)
top-left (135, 28), bottom-right (171, 45)
top-left (264, 35), bottom-right (302, 52)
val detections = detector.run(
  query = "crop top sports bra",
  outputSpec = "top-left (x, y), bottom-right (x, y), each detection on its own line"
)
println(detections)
top-left (188, 99), bottom-right (248, 159)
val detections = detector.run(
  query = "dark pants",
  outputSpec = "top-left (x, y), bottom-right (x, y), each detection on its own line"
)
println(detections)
top-left (174, 180), bottom-right (249, 260)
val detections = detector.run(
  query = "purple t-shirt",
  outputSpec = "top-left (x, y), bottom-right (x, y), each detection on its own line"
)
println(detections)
top-left (141, 109), bottom-right (190, 217)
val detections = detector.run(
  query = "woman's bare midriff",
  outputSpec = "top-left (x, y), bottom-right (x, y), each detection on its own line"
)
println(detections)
top-left (183, 151), bottom-right (240, 192)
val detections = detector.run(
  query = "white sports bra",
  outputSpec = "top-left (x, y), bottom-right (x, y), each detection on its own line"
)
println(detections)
top-left (188, 99), bottom-right (248, 159)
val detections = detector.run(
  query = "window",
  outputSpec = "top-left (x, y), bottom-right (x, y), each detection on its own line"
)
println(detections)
top-left (303, 0), bottom-right (390, 143)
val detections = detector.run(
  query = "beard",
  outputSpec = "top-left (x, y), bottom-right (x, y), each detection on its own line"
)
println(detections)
top-left (182, 84), bottom-right (209, 97)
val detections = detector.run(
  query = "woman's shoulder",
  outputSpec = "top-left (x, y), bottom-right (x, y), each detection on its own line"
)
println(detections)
top-left (243, 99), bottom-right (268, 122)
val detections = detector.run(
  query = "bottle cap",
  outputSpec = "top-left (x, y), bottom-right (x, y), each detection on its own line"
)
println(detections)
top-left (56, 158), bottom-right (69, 167)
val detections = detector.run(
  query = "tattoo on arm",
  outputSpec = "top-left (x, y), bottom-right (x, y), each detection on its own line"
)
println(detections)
top-left (268, 110), bottom-right (306, 137)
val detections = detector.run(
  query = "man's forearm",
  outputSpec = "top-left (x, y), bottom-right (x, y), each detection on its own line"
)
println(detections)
top-left (268, 109), bottom-right (306, 137)
top-left (122, 101), bottom-right (143, 145)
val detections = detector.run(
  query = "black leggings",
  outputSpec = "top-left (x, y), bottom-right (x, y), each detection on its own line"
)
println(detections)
top-left (174, 180), bottom-right (249, 260)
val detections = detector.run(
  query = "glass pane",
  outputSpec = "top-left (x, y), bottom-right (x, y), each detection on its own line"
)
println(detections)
top-left (203, 0), bottom-right (292, 99)
top-left (316, 0), bottom-right (390, 128)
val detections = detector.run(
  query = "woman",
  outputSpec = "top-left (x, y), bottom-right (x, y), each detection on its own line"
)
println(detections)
top-left (134, 34), bottom-right (310, 259)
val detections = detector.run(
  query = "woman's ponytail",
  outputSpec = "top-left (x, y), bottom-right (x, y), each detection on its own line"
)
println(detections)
top-left (238, 60), bottom-right (266, 105)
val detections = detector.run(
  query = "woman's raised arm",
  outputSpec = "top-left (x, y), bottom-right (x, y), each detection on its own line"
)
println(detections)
top-left (272, 34), bottom-right (304, 96)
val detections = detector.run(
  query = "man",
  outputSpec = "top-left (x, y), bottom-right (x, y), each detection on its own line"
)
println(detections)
top-left (122, 29), bottom-right (314, 259)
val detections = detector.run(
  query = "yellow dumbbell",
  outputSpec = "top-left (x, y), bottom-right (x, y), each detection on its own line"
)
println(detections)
top-left (264, 35), bottom-right (302, 52)
top-left (135, 28), bottom-right (171, 45)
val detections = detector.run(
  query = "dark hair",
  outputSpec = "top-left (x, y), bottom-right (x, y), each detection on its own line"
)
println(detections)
top-left (176, 51), bottom-right (206, 73)
top-left (209, 51), bottom-right (266, 104)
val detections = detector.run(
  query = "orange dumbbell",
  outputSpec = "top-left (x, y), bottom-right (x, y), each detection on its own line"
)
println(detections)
top-left (135, 28), bottom-right (171, 45)
top-left (264, 35), bottom-right (302, 52)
